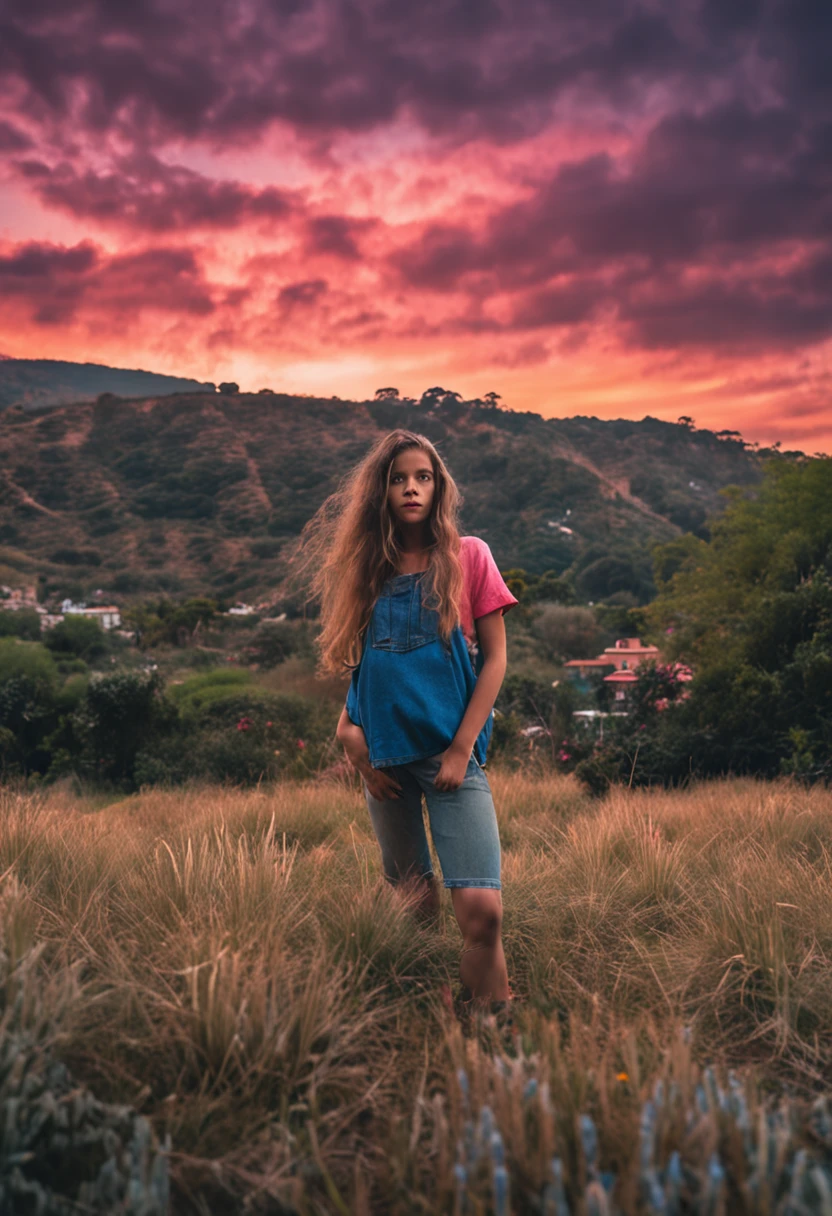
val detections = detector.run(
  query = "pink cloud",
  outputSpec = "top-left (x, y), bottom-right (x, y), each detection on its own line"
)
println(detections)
top-left (0, 0), bottom-right (829, 451)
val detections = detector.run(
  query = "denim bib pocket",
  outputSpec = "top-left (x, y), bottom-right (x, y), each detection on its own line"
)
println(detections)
top-left (370, 573), bottom-right (439, 653)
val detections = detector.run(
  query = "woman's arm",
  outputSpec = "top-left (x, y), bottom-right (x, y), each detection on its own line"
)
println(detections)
top-left (434, 608), bottom-right (507, 791)
top-left (336, 707), bottom-right (403, 800)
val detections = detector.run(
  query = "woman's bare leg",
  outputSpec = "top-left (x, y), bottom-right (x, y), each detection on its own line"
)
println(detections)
top-left (450, 887), bottom-right (510, 1003)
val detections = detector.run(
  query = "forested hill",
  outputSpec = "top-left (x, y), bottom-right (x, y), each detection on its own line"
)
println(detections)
top-left (0, 390), bottom-right (772, 606)
top-left (0, 358), bottom-right (215, 412)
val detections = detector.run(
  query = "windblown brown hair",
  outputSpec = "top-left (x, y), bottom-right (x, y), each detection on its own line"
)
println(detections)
top-left (287, 430), bottom-right (464, 675)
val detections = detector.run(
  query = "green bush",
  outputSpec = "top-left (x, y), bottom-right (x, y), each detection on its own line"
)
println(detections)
top-left (0, 640), bottom-right (60, 777)
top-left (69, 669), bottom-right (178, 789)
top-left (244, 620), bottom-right (299, 668)
top-left (168, 668), bottom-right (255, 718)
top-left (0, 609), bottom-right (42, 641)
top-left (531, 604), bottom-right (601, 663)
top-left (44, 615), bottom-right (109, 661)
top-left (128, 596), bottom-right (218, 647)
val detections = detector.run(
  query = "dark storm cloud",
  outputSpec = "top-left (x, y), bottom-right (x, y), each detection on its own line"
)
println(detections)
top-left (509, 281), bottom-right (607, 330)
top-left (277, 279), bottom-right (329, 308)
top-left (390, 92), bottom-right (832, 351)
top-left (0, 120), bottom-right (33, 151)
top-left (15, 152), bottom-right (293, 232)
top-left (0, 0), bottom-right (777, 147)
top-left (619, 259), bottom-right (832, 350)
top-left (0, 239), bottom-right (215, 325)
top-left (0, 240), bottom-right (99, 325)
top-left (1, 0), bottom-right (830, 362)
top-left (0, 241), bottom-right (98, 278)
top-left (394, 100), bottom-right (829, 288)
top-left (305, 214), bottom-right (373, 260)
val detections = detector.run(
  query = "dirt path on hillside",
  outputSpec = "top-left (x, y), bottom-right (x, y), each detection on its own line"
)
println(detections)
top-left (0, 470), bottom-right (62, 517)
top-left (554, 441), bottom-right (678, 530)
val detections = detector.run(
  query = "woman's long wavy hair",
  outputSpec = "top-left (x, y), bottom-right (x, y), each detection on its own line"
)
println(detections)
top-left (287, 430), bottom-right (464, 675)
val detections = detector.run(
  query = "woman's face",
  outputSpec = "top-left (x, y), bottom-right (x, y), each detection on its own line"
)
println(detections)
top-left (387, 447), bottom-right (436, 528)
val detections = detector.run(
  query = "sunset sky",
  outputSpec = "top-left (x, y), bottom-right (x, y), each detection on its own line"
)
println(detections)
top-left (0, 0), bottom-right (830, 451)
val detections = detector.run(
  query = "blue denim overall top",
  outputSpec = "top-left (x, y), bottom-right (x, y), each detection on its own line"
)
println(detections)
top-left (345, 571), bottom-right (492, 769)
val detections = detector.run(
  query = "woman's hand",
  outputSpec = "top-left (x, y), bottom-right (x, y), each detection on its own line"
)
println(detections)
top-left (337, 714), bottom-right (402, 800)
top-left (433, 741), bottom-right (472, 791)
top-left (363, 765), bottom-right (403, 801)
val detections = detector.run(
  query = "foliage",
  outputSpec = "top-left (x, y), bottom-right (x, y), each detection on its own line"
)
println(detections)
top-left (531, 604), bottom-right (601, 663)
top-left (0, 608), bottom-right (42, 641)
top-left (501, 567), bottom-right (575, 606)
top-left (0, 640), bottom-right (61, 776)
top-left (593, 601), bottom-right (650, 641)
top-left (0, 1046), bottom-right (170, 1213)
top-left (69, 669), bottom-right (178, 788)
top-left (44, 613), bottom-right (109, 660)
top-left (497, 673), bottom-right (560, 727)
top-left (650, 457), bottom-right (832, 670)
top-left (449, 1033), bottom-right (832, 1216)
top-left (2, 389), bottom-right (765, 605)
top-left (604, 457), bottom-right (832, 789)
top-left (0, 642), bottom-right (341, 790)
top-left (181, 689), bottom-right (339, 783)
top-left (574, 548), bottom-right (656, 603)
top-left (125, 596), bottom-right (218, 647)
top-left (166, 668), bottom-right (255, 717)
top-left (495, 674), bottom-right (590, 771)
top-left (572, 663), bottom-right (695, 794)
top-left (243, 619), bottom-right (301, 668)
top-left (556, 459), bottom-right (832, 794)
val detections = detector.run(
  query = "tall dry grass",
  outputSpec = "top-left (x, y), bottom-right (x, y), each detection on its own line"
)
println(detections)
top-left (3, 771), bottom-right (832, 1211)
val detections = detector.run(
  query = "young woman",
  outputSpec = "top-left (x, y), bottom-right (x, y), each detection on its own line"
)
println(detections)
top-left (292, 429), bottom-right (518, 1024)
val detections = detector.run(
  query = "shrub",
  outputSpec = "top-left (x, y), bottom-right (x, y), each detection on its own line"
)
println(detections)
top-left (70, 669), bottom-right (178, 789)
top-left (532, 604), bottom-right (601, 663)
top-left (45, 615), bottom-right (109, 661)
top-left (0, 609), bottom-right (42, 641)
top-left (245, 620), bottom-right (299, 668)
top-left (168, 692), bottom-right (338, 786)
top-left (127, 597), bottom-right (218, 647)
top-left (0, 640), bottom-right (60, 776)
top-left (576, 554), bottom-right (654, 603)
top-left (167, 668), bottom-right (255, 718)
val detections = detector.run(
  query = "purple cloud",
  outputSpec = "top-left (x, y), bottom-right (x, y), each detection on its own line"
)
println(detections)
top-left (0, 239), bottom-right (215, 325)
top-left (15, 152), bottom-right (293, 232)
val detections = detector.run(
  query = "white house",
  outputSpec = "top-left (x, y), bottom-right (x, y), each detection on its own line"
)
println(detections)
top-left (60, 599), bottom-right (122, 629)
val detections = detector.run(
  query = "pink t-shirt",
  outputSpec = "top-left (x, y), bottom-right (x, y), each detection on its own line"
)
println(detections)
top-left (458, 535), bottom-right (518, 651)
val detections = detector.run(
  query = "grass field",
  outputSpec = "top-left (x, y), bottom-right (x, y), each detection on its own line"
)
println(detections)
top-left (3, 771), bottom-right (832, 1213)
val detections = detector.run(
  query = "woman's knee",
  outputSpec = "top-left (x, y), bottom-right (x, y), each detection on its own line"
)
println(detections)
top-left (452, 889), bottom-right (503, 946)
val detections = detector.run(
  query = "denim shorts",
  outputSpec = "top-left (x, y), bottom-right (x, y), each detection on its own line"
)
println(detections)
top-left (362, 752), bottom-right (501, 890)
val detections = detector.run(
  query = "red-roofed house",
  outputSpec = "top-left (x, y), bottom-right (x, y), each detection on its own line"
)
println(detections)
top-left (565, 637), bottom-right (662, 699)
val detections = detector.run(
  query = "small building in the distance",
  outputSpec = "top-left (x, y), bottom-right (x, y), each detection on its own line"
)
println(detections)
top-left (566, 638), bottom-right (693, 703)
top-left (0, 583), bottom-right (39, 610)
top-left (60, 599), bottom-right (122, 630)
top-left (565, 637), bottom-right (662, 698)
